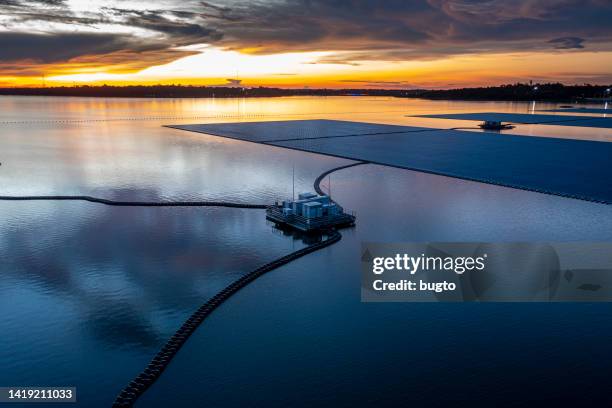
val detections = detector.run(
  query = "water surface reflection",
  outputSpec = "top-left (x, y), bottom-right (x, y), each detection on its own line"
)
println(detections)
top-left (1, 96), bottom-right (611, 407)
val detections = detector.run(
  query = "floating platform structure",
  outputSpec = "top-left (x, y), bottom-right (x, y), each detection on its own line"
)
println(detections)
top-left (168, 119), bottom-right (612, 204)
top-left (266, 192), bottom-right (355, 232)
top-left (478, 120), bottom-right (515, 130)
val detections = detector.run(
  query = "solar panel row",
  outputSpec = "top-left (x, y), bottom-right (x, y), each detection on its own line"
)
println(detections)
top-left (539, 108), bottom-right (611, 114)
top-left (169, 119), bottom-right (612, 204)
top-left (413, 112), bottom-right (612, 128)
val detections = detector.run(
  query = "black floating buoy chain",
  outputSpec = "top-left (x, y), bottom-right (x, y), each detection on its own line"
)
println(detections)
top-left (313, 161), bottom-right (369, 196)
top-left (0, 161), bottom-right (364, 407)
top-left (112, 229), bottom-right (341, 408)
top-left (0, 195), bottom-right (267, 209)
top-left (111, 161), bottom-right (366, 407)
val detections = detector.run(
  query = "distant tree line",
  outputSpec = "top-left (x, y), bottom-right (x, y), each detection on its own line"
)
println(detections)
top-left (0, 85), bottom-right (410, 98)
top-left (413, 83), bottom-right (611, 101)
top-left (0, 83), bottom-right (609, 101)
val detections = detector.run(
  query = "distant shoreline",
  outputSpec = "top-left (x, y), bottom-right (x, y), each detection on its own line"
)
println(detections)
top-left (0, 83), bottom-right (610, 102)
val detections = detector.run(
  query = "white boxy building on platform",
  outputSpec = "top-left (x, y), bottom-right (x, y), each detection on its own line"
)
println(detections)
top-left (267, 192), bottom-right (355, 232)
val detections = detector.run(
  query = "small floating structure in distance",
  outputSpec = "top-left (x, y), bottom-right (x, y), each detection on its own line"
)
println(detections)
top-left (478, 120), bottom-right (515, 130)
top-left (266, 192), bottom-right (356, 232)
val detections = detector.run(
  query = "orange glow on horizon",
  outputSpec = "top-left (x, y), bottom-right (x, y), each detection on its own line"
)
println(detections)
top-left (2, 47), bottom-right (611, 89)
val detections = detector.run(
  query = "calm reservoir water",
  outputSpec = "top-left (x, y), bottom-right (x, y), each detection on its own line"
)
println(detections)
top-left (1, 96), bottom-right (612, 407)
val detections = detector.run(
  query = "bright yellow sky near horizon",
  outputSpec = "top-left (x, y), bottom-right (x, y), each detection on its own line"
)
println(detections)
top-left (3, 46), bottom-right (611, 89)
top-left (2, 1), bottom-right (611, 89)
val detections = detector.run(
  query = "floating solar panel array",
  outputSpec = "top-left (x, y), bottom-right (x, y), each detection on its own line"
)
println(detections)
top-left (412, 112), bottom-right (612, 128)
top-left (170, 119), bottom-right (612, 204)
top-left (167, 119), bottom-right (424, 143)
top-left (539, 108), bottom-right (611, 114)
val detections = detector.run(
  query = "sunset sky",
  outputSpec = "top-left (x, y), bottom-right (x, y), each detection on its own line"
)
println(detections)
top-left (1, 0), bottom-right (611, 88)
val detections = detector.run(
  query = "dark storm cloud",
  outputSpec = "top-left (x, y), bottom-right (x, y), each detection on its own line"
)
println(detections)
top-left (102, 7), bottom-right (222, 44)
top-left (0, 0), bottom-right (101, 30)
top-left (210, 0), bottom-right (432, 53)
top-left (199, 0), bottom-right (239, 20)
top-left (0, 32), bottom-right (139, 63)
top-left (2, 3), bottom-right (222, 44)
top-left (0, 31), bottom-right (202, 76)
top-left (209, 0), bottom-right (612, 60)
top-left (1, 0), bottom-right (611, 73)
top-left (0, 2), bottom-right (222, 73)
top-left (32, 0), bottom-right (66, 4)
top-left (549, 37), bottom-right (585, 49)
top-left (0, 0), bottom-right (67, 9)
top-left (7, 12), bottom-right (103, 26)
top-left (0, 0), bottom-right (65, 4)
